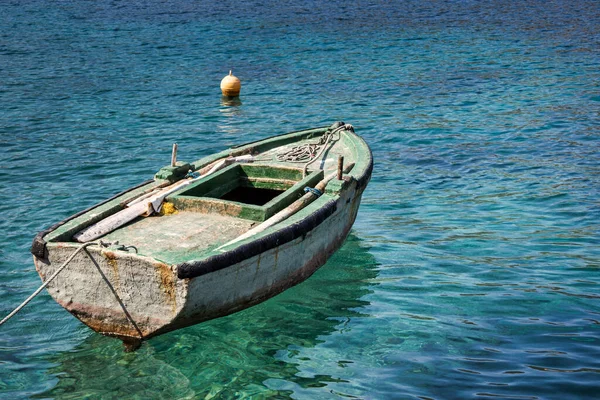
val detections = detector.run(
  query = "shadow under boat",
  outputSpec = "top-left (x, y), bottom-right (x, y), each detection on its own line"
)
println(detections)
top-left (35, 233), bottom-right (379, 399)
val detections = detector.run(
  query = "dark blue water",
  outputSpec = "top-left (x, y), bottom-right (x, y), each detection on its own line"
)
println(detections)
top-left (1, 1), bottom-right (599, 398)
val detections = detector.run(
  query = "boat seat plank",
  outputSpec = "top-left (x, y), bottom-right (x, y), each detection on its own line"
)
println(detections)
top-left (101, 212), bottom-right (254, 264)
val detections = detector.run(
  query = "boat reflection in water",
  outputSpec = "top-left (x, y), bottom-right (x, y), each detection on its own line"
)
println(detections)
top-left (39, 234), bottom-right (378, 399)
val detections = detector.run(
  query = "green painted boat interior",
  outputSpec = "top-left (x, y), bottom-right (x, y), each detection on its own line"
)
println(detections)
top-left (98, 165), bottom-right (326, 264)
top-left (101, 211), bottom-right (255, 264)
top-left (168, 164), bottom-right (323, 222)
top-left (39, 124), bottom-right (372, 266)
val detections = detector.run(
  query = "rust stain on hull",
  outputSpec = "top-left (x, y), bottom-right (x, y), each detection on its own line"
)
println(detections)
top-left (60, 299), bottom-right (153, 340)
top-left (37, 247), bottom-right (179, 349)
top-left (155, 262), bottom-right (177, 313)
top-left (102, 250), bottom-right (120, 288)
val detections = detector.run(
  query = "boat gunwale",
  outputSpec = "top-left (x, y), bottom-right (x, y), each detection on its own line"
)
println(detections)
top-left (227, 125), bottom-right (330, 150)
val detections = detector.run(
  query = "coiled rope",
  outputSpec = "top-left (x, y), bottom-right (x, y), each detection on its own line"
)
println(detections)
top-left (276, 143), bottom-right (320, 163)
top-left (303, 123), bottom-right (352, 176)
top-left (1, 241), bottom-right (99, 327)
top-left (276, 123), bottom-right (353, 177)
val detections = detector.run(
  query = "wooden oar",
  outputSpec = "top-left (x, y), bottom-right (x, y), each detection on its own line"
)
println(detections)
top-left (73, 179), bottom-right (195, 242)
top-left (217, 162), bottom-right (355, 251)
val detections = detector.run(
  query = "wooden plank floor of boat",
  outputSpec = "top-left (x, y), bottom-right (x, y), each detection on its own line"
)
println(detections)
top-left (101, 211), bottom-right (254, 264)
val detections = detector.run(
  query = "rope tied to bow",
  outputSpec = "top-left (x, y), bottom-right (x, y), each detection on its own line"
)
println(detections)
top-left (276, 143), bottom-right (321, 163)
top-left (275, 122), bottom-right (354, 177)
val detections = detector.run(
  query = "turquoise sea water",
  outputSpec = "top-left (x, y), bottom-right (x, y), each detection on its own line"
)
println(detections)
top-left (1, 1), bottom-right (599, 398)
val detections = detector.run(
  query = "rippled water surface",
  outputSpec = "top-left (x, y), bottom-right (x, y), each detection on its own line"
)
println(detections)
top-left (1, 1), bottom-right (599, 398)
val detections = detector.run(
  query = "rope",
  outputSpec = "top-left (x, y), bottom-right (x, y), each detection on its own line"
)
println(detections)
top-left (0, 242), bottom-right (99, 327)
top-left (302, 129), bottom-right (334, 177)
top-left (275, 123), bottom-right (353, 178)
top-left (302, 123), bottom-right (353, 177)
top-left (276, 143), bottom-right (320, 163)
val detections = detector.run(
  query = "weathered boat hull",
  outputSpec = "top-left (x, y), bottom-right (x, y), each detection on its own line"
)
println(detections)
top-left (171, 178), bottom-right (365, 334)
top-left (32, 123), bottom-right (372, 349)
top-left (33, 178), bottom-right (366, 347)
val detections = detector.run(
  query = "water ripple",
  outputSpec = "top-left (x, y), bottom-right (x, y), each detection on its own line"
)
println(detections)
top-left (1, 0), bottom-right (600, 399)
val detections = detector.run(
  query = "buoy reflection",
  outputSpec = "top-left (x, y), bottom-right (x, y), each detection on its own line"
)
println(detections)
top-left (220, 96), bottom-right (242, 108)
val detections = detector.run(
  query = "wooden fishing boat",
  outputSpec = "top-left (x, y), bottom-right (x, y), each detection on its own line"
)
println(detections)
top-left (30, 122), bottom-right (372, 350)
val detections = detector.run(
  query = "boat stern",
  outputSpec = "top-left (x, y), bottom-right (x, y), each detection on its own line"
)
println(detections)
top-left (34, 243), bottom-right (187, 349)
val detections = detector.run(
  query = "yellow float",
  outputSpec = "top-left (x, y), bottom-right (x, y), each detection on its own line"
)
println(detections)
top-left (220, 70), bottom-right (241, 97)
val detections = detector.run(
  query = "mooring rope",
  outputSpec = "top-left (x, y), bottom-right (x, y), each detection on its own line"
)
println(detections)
top-left (275, 143), bottom-right (320, 163)
top-left (302, 127), bottom-right (336, 176)
top-left (302, 123), bottom-right (352, 177)
top-left (0, 242), bottom-right (100, 327)
top-left (275, 123), bottom-right (353, 177)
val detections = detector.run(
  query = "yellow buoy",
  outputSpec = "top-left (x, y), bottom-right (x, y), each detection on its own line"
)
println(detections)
top-left (220, 70), bottom-right (241, 97)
